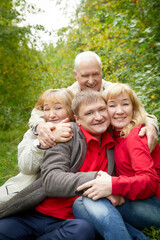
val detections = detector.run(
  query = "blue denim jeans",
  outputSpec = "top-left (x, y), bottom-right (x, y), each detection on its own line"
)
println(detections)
top-left (117, 196), bottom-right (160, 229)
top-left (73, 197), bottom-right (154, 240)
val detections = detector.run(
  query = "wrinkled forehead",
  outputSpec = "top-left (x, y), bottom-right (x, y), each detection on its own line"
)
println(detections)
top-left (78, 59), bottom-right (102, 71)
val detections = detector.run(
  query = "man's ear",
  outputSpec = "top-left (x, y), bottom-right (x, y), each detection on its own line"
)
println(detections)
top-left (74, 70), bottom-right (78, 80)
top-left (74, 114), bottom-right (80, 125)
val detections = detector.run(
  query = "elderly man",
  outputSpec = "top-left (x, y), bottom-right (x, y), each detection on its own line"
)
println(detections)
top-left (29, 51), bottom-right (158, 151)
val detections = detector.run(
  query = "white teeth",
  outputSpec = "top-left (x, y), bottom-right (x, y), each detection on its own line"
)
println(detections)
top-left (87, 85), bottom-right (96, 88)
top-left (115, 118), bottom-right (124, 120)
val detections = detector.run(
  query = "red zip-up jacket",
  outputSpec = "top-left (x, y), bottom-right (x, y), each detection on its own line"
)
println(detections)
top-left (112, 125), bottom-right (160, 200)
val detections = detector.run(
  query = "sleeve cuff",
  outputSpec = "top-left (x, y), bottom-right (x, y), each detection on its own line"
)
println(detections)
top-left (32, 125), bottom-right (38, 135)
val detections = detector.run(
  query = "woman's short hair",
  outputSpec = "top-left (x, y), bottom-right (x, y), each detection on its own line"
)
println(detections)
top-left (72, 90), bottom-right (105, 116)
top-left (35, 88), bottom-right (74, 121)
top-left (103, 83), bottom-right (146, 137)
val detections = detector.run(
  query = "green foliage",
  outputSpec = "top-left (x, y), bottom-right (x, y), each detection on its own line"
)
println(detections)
top-left (0, 0), bottom-right (46, 129)
top-left (143, 226), bottom-right (160, 240)
top-left (0, 124), bottom-right (28, 185)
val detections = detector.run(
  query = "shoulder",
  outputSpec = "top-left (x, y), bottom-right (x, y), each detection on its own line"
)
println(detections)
top-left (70, 122), bottom-right (85, 140)
top-left (128, 125), bottom-right (145, 137)
top-left (102, 79), bottom-right (112, 86)
top-left (101, 80), bottom-right (112, 93)
top-left (126, 125), bottom-right (148, 147)
top-left (68, 82), bottom-right (81, 95)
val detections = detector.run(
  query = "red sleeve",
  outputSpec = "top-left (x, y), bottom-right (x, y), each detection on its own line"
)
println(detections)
top-left (112, 128), bottom-right (159, 200)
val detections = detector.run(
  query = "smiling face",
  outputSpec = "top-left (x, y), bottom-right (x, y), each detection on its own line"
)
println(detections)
top-left (74, 59), bottom-right (102, 91)
top-left (75, 98), bottom-right (110, 140)
top-left (43, 101), bottom-right (71, 124)
top-left (107, 92), bottom-right (133, 131)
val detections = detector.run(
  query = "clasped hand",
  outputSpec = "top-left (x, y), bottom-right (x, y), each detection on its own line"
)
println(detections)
top-left (77, 171), bottom-right (125, 206)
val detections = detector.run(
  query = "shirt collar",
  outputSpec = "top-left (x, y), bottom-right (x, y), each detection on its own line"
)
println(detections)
top-left (79, 126), bottom-right (115, 149)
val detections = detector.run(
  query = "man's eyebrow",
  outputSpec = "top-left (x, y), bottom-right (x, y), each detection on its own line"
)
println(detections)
top-left (80, 72), bottom-right (88, 75)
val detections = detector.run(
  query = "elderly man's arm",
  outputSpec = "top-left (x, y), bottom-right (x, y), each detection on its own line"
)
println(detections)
top-left (139, 113), bottom-right (159, 152)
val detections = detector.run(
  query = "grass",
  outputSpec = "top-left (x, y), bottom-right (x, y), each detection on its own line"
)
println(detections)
top-left (143, 226), bottom-right (160, 240)
top-left (0, 124), bottom-right (160, 239)
top-left (0, 124), bottom-right (28, 185)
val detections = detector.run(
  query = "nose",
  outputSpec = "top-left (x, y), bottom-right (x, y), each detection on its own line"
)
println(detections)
top-left (50, 109), bottom-right (56, 118)
top-left (87, 76), bottom-right (94, 85)
top-left (116, 105), bottom-right (123, 114)
top-left (95, 111), bottom-right (103, 120)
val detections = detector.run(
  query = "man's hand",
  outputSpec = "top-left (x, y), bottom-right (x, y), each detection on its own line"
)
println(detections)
top-left (107, 195), bottom-right (125, 207)
top-left (139, 125), bottom-right (158, 152)
top-left (77, 171), bottom-right (112, 200)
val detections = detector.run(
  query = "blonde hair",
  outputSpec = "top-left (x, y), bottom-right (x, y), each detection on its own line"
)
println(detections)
top-left (35, 88), bottom-right (74, 121)
top-left (103, 83), bottom-right (146, 137)
top-left (72, 90), bottom-right (106, 116)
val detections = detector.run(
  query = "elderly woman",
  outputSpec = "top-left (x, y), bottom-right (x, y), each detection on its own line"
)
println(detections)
top-left (0, 88), bottom-right (73, 204)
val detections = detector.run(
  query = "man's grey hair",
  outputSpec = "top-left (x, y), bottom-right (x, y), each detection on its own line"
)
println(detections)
top-left (74, 51), bottom-right (102, 71)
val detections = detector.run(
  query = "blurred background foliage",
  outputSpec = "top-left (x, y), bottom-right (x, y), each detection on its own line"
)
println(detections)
top-left (0, 1), bottom-right (160, 237)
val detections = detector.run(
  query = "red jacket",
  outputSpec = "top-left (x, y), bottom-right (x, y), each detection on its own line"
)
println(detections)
top-left (112, 125), bottom-right (160, 200)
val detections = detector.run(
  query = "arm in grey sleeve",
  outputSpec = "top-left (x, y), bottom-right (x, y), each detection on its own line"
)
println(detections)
top-left (41, 140), bottom-right (97, 197)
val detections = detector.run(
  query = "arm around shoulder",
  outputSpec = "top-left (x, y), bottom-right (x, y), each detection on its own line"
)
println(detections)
top-left (145, 112), bottom-right (159, 135)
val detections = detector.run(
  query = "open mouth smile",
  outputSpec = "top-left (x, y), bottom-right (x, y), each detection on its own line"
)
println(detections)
top-left (114, 117), bottom-right (126, 120)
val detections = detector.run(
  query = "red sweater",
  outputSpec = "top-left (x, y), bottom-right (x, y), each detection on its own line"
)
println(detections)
top-left (36, 127), bottom-right (114, 219)
top-left (112, 125), bottom-right (160, 200)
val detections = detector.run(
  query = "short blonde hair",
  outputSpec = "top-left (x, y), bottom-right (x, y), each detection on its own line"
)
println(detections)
top-left (103, 83), bottom-right (146, 137)
top-left (72, 90), bottom-right (106, 116)
top-left (35, 88), bottom-right (74, 121)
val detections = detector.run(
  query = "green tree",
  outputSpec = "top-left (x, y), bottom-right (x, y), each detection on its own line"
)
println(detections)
top-left (0, 0), bottom-right (46, 129)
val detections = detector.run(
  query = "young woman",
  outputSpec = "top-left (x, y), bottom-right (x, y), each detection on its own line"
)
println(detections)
top-left (73, 83), bottom-right (160, 239)
top-left (0, 88), bottom-right (74, 204)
